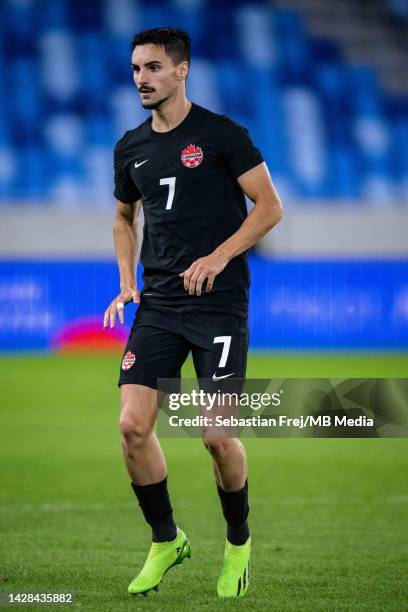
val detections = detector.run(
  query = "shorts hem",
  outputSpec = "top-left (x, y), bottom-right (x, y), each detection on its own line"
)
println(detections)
top-left (118, 380), bottom-right (158, 390)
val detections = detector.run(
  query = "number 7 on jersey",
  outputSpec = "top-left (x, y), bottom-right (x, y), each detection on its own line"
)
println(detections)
top-left (160, 177), bottom-right (176, 210)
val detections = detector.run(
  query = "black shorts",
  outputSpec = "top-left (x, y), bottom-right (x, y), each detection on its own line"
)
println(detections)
top-left (118, 300), bottom-right (249, 390)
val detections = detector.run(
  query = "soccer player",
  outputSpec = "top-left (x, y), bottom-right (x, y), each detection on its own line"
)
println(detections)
top-left (103, 28), bottom-right (283, 598)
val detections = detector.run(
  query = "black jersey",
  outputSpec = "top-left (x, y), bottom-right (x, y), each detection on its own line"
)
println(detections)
top-left (113, 103), bottom-right (264, 314)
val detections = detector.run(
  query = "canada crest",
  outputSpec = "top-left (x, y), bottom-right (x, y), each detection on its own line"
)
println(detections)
top-left (181, 144), bottom-right (203, 168)
top-left (122, 351), bottom-right (136, 370)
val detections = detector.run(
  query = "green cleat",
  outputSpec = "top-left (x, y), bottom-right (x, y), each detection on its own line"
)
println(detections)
top-left (217, 537), bottom-right (251, 598)
top-left (128, 528), bottom-right (191, 595)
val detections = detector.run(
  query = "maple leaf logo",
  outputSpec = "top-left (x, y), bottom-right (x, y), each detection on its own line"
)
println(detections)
top-left (180, 144), bottom-right (204, 168)
top-left (182, 144), bottom-right (200, 156)
top-left (122, 351), bottom-right (136, 370)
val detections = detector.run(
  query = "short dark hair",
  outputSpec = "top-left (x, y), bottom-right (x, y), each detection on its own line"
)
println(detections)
top-left (131, 28), bottom-right (191, 65)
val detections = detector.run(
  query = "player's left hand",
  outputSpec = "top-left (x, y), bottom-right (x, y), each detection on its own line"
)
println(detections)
top-left (179, 250), bottom-right (229, 296)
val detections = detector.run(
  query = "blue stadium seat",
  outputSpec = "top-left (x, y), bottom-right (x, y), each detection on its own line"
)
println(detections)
top-left (75, 32), bottom-right (109, 110)
top-left (329, 146), bottom-right (361, 199)
top-left (36, 0), bottom-right (69, 30)
top-left (16, 146), bottom-right (52, 201)
top-left (10, 59), bottom-right (43, 144)
top-left (0, 0), bottom-right (406, 205)
top-left (0, 147), bottom-right (17, 200)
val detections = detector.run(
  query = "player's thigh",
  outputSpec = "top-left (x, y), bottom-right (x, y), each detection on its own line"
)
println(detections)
top-left (118, 305), bottom-right (189, 391)
top-left (187, 309), bottom-right (249, 379)
top-left (120, 383), bottom-right (159, 437)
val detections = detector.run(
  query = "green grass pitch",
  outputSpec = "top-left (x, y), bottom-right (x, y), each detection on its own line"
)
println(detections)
top-left (0, 352), bottom-right (407, 611)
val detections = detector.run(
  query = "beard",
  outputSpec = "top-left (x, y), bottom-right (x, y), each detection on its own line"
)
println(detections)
top-left (141, 94), bottom-right (171, 110)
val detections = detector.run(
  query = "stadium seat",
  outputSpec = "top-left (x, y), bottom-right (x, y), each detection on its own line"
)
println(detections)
top-left (0, 0), bottom-right (406, 206)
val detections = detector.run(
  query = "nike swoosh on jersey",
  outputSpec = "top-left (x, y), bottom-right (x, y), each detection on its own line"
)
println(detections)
top-left (135, 159), bottom-right (148, 168)
top-left (212, 373), bottom-right (235, 381)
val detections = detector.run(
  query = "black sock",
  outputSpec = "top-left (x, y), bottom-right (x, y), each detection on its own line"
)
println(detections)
top-left (216, 479), bottom-right (250, 545)
top-left (131, 476), bottom-right (178, 542)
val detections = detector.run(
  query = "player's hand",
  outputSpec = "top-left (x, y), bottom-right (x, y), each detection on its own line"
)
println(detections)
top-left (103, 287), bottom-right (140, 329)
top-left (179, 251), bottom-right (229, 296)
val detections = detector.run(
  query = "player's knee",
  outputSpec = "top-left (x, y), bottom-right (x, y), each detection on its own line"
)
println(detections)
top-left (202, 436), bottom-right (232, 458)
top-left (119, 415), bottom-right (151, 451)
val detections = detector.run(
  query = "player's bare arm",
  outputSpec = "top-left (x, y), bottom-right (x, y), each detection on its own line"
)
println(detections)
top-left (103, 199), bottom-right (142, 329)
top-left (180, 162), bottom-right (283, 296)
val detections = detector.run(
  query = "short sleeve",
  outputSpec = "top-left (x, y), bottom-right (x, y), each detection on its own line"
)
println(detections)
top-left (113, 141), bottom-right (141, 204)
top-left (220, 118), bottom-right (264, 179)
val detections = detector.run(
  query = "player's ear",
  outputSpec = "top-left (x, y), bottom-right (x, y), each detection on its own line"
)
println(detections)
top-left (177, 61), bottom-right (189, 81)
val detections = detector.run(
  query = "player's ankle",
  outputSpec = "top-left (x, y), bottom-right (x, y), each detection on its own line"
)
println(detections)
top-left (227, 522), bottom-right (250, 546)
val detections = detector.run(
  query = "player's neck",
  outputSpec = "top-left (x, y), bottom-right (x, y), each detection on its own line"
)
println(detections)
top-left (151, 98), bottom-right (192, 133)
